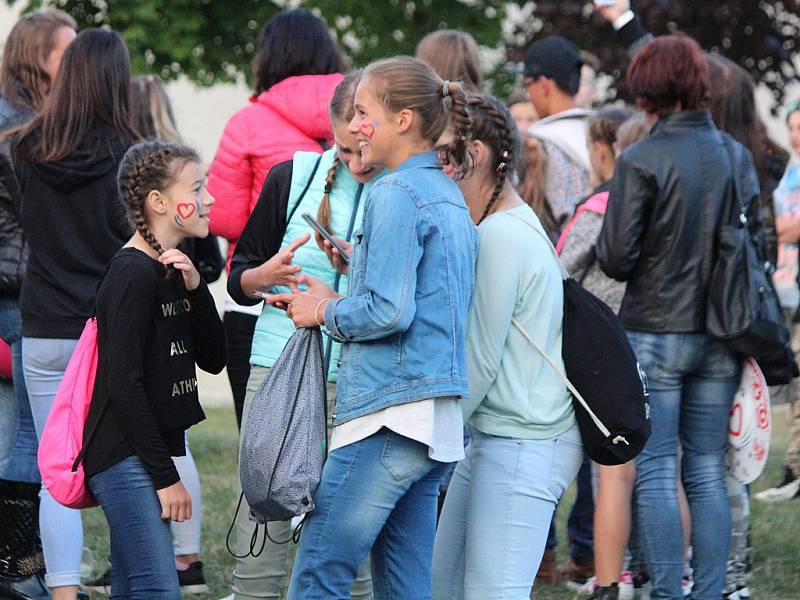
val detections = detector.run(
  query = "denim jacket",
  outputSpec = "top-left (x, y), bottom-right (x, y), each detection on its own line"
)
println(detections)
top-left (323, 152), bottom-right (478, 424)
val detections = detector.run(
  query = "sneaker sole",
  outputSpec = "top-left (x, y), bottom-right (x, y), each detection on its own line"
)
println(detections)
top-left (180, 583), bottom-right (209, 594)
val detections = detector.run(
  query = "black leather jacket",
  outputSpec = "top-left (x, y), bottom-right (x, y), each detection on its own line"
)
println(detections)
top-left (598, 109), bottom-right (761, 333)
top-left (0, 97), bottom-right (32, 293)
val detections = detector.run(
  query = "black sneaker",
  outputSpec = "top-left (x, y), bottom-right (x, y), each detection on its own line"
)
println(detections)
top-left (83, 567), bottom-right (111, 594)
top-left (589, 583), bottom-right (619, 600)
top-left (178, 561), bottom-right (208, 594)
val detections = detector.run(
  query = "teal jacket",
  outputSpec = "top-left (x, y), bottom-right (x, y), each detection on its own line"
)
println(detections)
top-left (228, 148), bottom-right (377, 381)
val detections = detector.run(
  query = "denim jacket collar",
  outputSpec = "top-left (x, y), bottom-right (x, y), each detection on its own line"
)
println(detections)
top-left (394, 151), bottom-right (440, 172)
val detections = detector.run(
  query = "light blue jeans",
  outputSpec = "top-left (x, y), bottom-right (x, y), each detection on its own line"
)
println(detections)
top-left (0, 295), bottom-right (38, 483)
top-left (89, 455), bottom-right (179, 600)
top-left (22, 336), bottom-right (83, 588)
top-left (287, 427), bottom-right (451, 600)
top-left (627, 331), bottom-right (739, 600)
top-left (431, 424), bottom-right (584, 600)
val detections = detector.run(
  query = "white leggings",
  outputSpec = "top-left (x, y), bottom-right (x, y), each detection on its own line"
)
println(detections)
top-left (171, 436), bottom-right (202, 556)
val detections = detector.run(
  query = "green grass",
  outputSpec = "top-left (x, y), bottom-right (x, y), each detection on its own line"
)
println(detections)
top-left (82, 406), bottom-right (800, 600)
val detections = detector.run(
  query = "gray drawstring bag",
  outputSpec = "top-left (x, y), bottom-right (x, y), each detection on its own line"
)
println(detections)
top-left (239, 327), bottom-right (327, 525)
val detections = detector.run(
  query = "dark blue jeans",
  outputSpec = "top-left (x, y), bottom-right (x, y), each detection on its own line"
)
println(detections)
top-left (627, 331), bottom-right (739, 600)
top-left (0, 293), bottom-right (38, 483)
top-left (545, 455), bottom-right (594, 562)
top-left (89, 455), bottom-right (179, 600)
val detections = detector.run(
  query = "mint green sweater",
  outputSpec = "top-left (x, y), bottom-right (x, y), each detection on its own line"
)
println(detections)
top-left (463, 204), bottom-right (575, 439)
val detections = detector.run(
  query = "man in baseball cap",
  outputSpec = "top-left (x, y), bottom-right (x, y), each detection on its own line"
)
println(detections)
top-left (523, 35), bottom-right (584, 117)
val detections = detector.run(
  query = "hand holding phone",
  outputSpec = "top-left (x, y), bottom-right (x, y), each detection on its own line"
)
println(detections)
top-left (302, 212), bottom-right (351, 264)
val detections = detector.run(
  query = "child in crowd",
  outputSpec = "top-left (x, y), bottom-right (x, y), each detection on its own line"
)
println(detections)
top-left (84, 73), bottom-right (218, 596)
top-left (270, 56), bottom-right (477, 599)
top-left (557, 107), bottom-right (634, 600)
top-left (432, 94), bottom-right (582, 599)
top-left (81, 141), bottom-right (226, 598)
top-left (224, 70), bottom-right (378, 600)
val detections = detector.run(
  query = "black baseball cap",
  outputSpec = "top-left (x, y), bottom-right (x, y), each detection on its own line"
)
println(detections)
top-left (523, 35), bottom-right (583, 94)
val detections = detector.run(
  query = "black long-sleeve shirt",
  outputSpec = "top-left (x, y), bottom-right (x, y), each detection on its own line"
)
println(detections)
top-left (83, 248), bottom-right (227, 489)
top-left (227, 160), bottom-right (293, 306)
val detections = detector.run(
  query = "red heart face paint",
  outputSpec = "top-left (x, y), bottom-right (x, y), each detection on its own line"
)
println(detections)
top-left (177, 203), bottom-right (196, 219)
top-left (360, 123), bottom-right (375, 140)
top-left (174, 201), bottom-right (199, 228)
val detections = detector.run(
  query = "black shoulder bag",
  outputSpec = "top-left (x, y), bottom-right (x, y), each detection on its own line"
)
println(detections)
top-left (706, 135), bottom-right (799, 385)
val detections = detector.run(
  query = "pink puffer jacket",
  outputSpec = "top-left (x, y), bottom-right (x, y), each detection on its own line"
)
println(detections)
top-left (207, 73), bottom-right (343, 269)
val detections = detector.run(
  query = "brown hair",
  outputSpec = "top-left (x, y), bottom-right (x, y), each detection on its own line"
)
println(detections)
top-left (15, 29), bottom-right (138, 163)
top-left (317, 70), bottom-right (362, 234)
top-left (616, 114), bottom-right (651, 152)
top-left (466, 94), bottom-right (519, 224)
top-left (415, 30), bottom-right (483, 93)
top-left (627, 35), bottom-right (709, 118)
top-left (130, 75), bottom-right (181, 143)
top-left (117, 140), bottom-right (200, 263)
top-left (517, 134), bottom-right (556, 233)
top-left (363, 56), bottom-right (471, 178)
top-left (0, 9), bottom-right (76, 112)
top-left (588, 106), bottom-right (633, 148)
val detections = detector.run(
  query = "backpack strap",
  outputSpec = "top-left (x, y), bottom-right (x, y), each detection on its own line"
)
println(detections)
top-left (510, 318), bottom-right (616, 442)
top-left (503, 210), bottom-right (629, 447)
top-left (286, 154), bottom-right (324, 225)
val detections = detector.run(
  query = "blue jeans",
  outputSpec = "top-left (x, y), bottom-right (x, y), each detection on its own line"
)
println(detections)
top-left (287, 428), bottom-right (450, 600)
top-left (89, 455), bottom-right (179, 599)
top-left (22, 336), bottom-right (83, 588)
top-left (432, 425), bottom-right (584, 600)
top-left (627, 331), bottom-right (739, 600)
top-left (0, 295), bottom-right (38, 483)
top-left (544, 454), bottom-right (594, 562)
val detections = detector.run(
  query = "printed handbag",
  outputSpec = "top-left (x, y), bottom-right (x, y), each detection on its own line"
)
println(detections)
top-left (706, 135), bottom-right (798, 385)
top-left (509, 212), bottom-right (651, 465)
top-left (37, 318), bottom-right (110, 509)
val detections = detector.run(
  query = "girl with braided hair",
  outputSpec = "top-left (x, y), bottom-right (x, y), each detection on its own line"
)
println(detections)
top-left (269, 56), bottom-right (477, 599)
top-left (224, 70), bottom-right (378, 600)
top-left (81, 140), bottom-right (225, 599)
top-left (431, 94), bottom-right (583, 599)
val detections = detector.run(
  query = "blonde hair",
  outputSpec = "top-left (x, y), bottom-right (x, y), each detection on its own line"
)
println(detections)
top-left (363, 56), bottom-right (471, 178)
top-left (0, 9), bottom-right (77, 112)
top-left (130, 75), bottom-right (181, 143)
top-left (616, 114), bottom-right (651, 152)
top-left (415, 30), bottom-right (483, 93)
top-left (317, 70), bottom-right (362, 234)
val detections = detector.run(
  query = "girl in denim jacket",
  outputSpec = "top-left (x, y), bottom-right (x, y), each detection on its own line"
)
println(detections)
top-left (270, 56), bottom-right (478, 599)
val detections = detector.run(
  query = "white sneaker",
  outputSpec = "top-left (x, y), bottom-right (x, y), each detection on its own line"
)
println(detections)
top-left (619, 571), bottom-right (635, 600)
top-left (754, 477), bottom-right (800, 502)
top-left (576, 576), bottom-right (598, 595)
top-left (217, 595), bottom-right (235, 600)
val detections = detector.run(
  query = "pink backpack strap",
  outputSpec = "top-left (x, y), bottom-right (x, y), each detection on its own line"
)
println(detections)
top-left (555, 191), bottom-right (610, 255)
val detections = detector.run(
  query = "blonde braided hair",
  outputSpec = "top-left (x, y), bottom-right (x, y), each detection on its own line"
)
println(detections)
top-left (117, 140), bottom-right (200, 272)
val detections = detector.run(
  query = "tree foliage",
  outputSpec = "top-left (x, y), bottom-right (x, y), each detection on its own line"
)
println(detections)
top-left (11, 1), bottom-right (800, 108)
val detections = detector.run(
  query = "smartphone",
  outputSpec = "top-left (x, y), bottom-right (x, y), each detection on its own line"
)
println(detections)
top-left (302, 212), bottom-right (351, 264)
top-left (594, 0), bottom-right (617, 6)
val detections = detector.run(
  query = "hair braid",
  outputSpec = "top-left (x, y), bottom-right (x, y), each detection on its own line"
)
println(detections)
top-left (117, 140), bottom-right (200, 276)
top-left (317, 153), bottom-right (340, 234)
top-left (442, 81), bottom-right (472, 180)
top-left (467, 95), bottom-right (516, 225)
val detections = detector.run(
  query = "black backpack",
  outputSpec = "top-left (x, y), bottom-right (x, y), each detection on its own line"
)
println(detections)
top-left (509, 213), bottom-right (651, 465)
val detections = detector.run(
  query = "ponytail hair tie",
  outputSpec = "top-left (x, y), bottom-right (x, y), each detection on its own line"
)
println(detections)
top-left (442, 80), bottom-right (451, 98)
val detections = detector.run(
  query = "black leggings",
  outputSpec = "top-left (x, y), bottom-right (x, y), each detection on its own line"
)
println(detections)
top-left (223, 311), bottom-right (258, 429)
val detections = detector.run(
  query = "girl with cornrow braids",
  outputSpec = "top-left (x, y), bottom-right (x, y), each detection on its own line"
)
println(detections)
top-left (269, 57), bottom-right (477, 599)
top-left (81, 140), bottom-right (225, 599)
top-left (432, 94), bottom-right (583, 600)
top-left (225, 70), bottom-right (378, 600)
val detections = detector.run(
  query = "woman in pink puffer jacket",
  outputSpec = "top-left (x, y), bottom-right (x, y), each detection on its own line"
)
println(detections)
top-left (207, 8), bottom-right (344, 429)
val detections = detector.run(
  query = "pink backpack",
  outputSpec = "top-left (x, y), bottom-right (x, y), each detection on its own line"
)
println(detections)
top-left (37, 318), bottom-right (106, 509)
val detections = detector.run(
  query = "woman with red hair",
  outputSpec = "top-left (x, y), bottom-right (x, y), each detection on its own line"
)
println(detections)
top-left (597, 35), bottom-right (758, 600)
